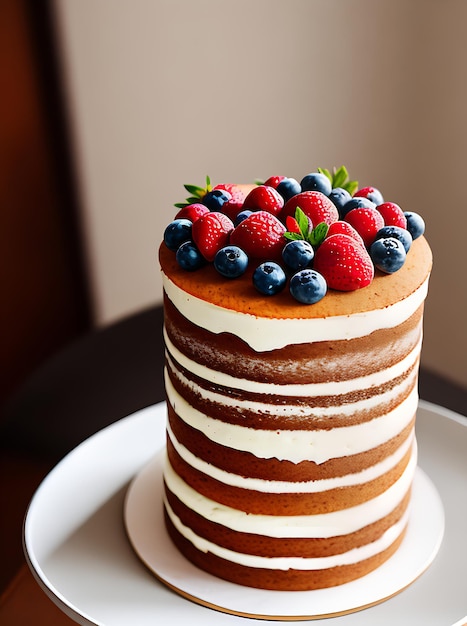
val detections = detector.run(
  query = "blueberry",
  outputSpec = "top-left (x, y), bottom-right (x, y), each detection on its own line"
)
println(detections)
top-left (252, 262), bottom-right (287, 295)
top-left (341, 196), bottom-right (376, 219)
top-left (282, 240), bottom-right (314, 271)
top-left (175, 241), bottom-right (206, 271)
top-left (214, 246), bottom-right (248, 278)
top-left (203, 188), bottom-right (232, 211)
top-left (300, 172), bottom-right (332, 196)
top-left (404, 211), bottom-right (425, 240)
top-left (290, 269), bottom-right (327, 304)
top-left (370, 237), bottom-right (406, 274)
top-left (329, 187), bottom-right (352, 212)
top-left (163, 218), bottom-right (192, 251)
top-left (235, 209), bottom-right (253, 226)
top-left (374, 225), bottom-right (412, 253)
top-left (276, 177), bottom-right (301, 202)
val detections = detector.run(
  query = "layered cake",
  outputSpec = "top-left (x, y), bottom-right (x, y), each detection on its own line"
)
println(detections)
top-left (159, 168), bottom-right (432, 591)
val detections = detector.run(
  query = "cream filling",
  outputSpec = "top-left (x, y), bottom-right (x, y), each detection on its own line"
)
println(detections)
top-left (165, 374), bottom-right (418, 464)
top-left (167, 423), bottom-right (415, 494)
top-left (162, 272), bottom-right (429, 351)
top-left (163, 443), bottom-right (416, 539)
top-left (164, 497), bottom-right (409, 571)
top-left (166, 355), bottom-right (418, 418)
top-left (165, 328), bottom-right (422, 397)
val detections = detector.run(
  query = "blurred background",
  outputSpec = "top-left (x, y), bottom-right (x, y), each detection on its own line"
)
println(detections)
top-left (1, 0), bottom-right (467, 600)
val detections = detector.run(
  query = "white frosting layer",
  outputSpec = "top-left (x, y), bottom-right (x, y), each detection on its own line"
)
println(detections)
top-left (164, 497), bottom-right (409, 570)
top-left (163, 442), bottom-right (416, 539)
top-left (162, 273), bottom-right (429, 351)
top-left (166, 355), bottom-right (418, 419)
top-left (167, 422), bottom-right (414, 494)
top-left (165, 328), bottom-right (422, 397)
top-left (165, 372), bottom-right (418, 464)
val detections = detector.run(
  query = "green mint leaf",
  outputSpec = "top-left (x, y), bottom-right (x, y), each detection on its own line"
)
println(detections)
top-left (184, 184), bottom-right (205, 198)
top-left (344, 180), bottom-right (359, 195)
top-left (318, 167), bottom-right (332, 182)
top-left (332, 166), bottom-right (348, 189)
top-left (295, 207), bottom-right (310, 238)
top-left (284, 232), bottom-right (303, 241)
top-left (205, 175), bottom-right (211, 189)
top-left (308, 222), bottom-right (329, 246)
top-left (174, 202), bottom-right (186, 208)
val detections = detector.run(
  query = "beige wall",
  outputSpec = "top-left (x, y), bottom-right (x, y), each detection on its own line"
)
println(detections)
top-left (54, 0), bottom-right (467, 389)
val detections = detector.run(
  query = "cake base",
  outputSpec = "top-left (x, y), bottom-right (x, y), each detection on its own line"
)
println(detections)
top-left (124, 450), bottom-right (444, 621)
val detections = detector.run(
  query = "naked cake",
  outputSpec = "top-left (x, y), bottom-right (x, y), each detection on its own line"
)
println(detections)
top-left (159, 168), bottom-right (432, 590)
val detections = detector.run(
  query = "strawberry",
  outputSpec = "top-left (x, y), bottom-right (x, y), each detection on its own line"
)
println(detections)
top-left (264, 175), bottom-right (286, 189)
top-left (376, 202), bottom-right (407, 229)
top-left (285, 215), bottom-right (302, 234)
top-left (354, 185), bottom-right (384, 206)
top-left (344, 207), bottom-right (384, 248)
top-left (326, 220), bottom-right (365, 247)
top-left (242, 185), bottom-right (284, 216)
top-left (175, 203), bottom-right (210, 223)
top-left (280, 191), bottom-right (339, 226)
top-left (314, 234), bottom-right (374, 291)
top-left (213, 183), bottom-right (250, 221)
top-left (192, 212), bottom-right (234, 262)
top-left (230, 211), bottom-right (286, 259)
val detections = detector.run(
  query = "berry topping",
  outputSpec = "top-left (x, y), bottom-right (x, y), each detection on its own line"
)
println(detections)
top-left (175, 203), bottom-right (210, 223)
top-left (289, 269), bottom-right (327, 304)
top-left (202, 188), bottom-right (232, 211)
top-left (354, 186), bottom-right (384, 206)
top-left (376, 202), bottom-right (407, 229)
top-left (285, 214), bottom-right (302, 234)
top-left (314, 234), bottom-right (374, 291)
top-left (282, 239), bottom-right (315, 271)
top-left (340, 196), bottom-right (376, 219)
top-left (192, 212), bottom-right (234, 262)
top-left (242, 185), bottom-right (284, 216)
top-left (326, 220), bottom-right (365, 247)
top-left (214, 245), bottom-right (249, 278)
top-left (370, 237), bottom-right (407, 274)
top-left (374, 225), bottom-right (412, 253)
top-left (300, 172), bottom-right (332, 196)
top-left (281, 191), bottom-right (339, 226)
top-left (276, 177), bottom-right (301, 202)
top-left (176, 241), bottom-right (206, 271)
top-left (404, 211), bottom-right (425, 240)
top-left (230, 211), bottom-right (286, 259)
top-left (235, 209), bottom-right (253, 226)
top-left (263, 175), bottom-right (286, 189)
top-left (213, 183), bottom-right (250, 221)
top-left (344, 207), bottom-right (384, 248)
top-left (164, 218), bottom-right (192, 251)
top-left (329, 187), bottom-right (352, 212)
top-left (252, 262), bottom-right (287, 295)
top-left (167, 167), bottom-right (426, 303)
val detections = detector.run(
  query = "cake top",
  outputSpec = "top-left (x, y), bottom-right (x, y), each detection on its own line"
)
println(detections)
top-left (160, 167), bottom-right (432, 318)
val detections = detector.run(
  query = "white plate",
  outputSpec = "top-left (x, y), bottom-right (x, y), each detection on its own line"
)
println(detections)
top-left (124, 453), bottom-right (443, 620)
top-left (24, 401), bottom-right (467, 625)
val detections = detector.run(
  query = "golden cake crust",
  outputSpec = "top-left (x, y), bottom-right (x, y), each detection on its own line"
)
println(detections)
top-left (159, 235), bottom-right (432, 319)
